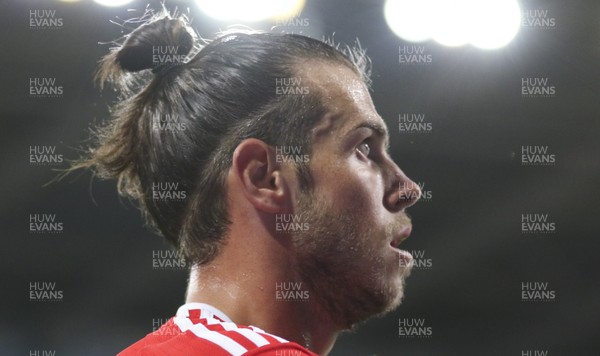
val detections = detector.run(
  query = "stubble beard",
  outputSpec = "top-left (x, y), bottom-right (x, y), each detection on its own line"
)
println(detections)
top-left (291, 190), bottom-right (411, 329)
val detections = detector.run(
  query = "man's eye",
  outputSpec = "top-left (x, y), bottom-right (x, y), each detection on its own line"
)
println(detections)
top-left (357, 142), bottom-right (371, 157)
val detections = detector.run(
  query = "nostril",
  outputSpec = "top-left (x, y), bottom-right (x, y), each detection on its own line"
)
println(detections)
top-left (386, 172), bottom-right (421, 211)
top-left (399, 189), bottom-right (418, 204)
top-left (398, 180), bottom-right (421, 208)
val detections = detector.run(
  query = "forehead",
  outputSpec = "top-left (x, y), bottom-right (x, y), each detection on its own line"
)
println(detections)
top-left (296, 60), bottom-right (385, 143)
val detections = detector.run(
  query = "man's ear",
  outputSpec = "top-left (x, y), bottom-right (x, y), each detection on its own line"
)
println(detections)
top-left (231, 138), bottom-right (288, 213)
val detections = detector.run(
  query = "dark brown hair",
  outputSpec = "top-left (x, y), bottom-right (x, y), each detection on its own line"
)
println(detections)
top-left (75, 11), bottom-right (371, 265)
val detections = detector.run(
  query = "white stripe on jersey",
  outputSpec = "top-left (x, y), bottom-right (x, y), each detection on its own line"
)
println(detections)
top-left (232, 328), bottom-right (270, 348)
top-left (174, 315), bottom-right (248, 356)
top-left (249, 326), bottom-right (288, 343)
top-left (182, 316), bottom-right (275, 348)
top-left (173, 303), bottom-right (292, 353)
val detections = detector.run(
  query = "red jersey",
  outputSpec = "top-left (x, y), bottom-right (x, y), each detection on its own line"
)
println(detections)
top-left (119, 303), bottom-right (318, 356)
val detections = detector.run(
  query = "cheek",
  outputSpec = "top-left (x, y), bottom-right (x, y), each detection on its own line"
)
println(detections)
top-left (310, 151), bottom-right (386, 217)
top-left (333, 168), bottom-right (386, 224)
top-left (344, 164), bottom-right (384, 206)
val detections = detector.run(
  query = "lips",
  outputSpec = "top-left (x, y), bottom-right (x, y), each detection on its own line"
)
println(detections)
top-left (390, 225), bottom-right (413, 269)
top-left (390, 225), bottom-right (412, 249)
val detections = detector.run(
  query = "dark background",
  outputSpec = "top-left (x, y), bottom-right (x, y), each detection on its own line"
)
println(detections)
top-left (2, 0), bottom-right (599, 355)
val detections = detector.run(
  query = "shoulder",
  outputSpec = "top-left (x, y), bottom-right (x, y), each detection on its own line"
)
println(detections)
top-left (177, 317), bottom-right (311, 355)
top-left (118, 318), bottom-right (316, 356)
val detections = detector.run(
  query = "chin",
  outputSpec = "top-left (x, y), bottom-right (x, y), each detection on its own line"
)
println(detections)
top-left (384, 278), bottom-right (407, 312)
top-left (342, 285), bottom-right (406, 331)
top-left (343, 266), bottom-right (410, 329)
top-left (375, 256), bottom-right (412, 314)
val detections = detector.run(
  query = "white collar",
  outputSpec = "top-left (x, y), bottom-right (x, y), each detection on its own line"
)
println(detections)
top-left (176, 302), bottom-right (234, 323)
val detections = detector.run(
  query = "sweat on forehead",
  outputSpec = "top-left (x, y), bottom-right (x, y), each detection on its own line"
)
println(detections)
top-left (295, 61), bottom-right (379, 143)
top-left (295, 60), bottom-right (368, 104)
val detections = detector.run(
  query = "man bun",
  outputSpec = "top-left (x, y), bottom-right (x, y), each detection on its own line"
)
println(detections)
top-left (116, 17), bottom-right (195, 72)
top-left (96, 14), bottom-right (197, 87)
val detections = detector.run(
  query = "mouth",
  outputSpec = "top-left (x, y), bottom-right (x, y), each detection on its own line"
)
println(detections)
top-left (390, 225), bottom-right (413, 268)
top-left (390, 225), bottom-right (412, 249)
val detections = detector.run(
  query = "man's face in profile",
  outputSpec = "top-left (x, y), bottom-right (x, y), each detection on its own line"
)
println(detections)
top-left (289, 61), bottom-right (420, 328)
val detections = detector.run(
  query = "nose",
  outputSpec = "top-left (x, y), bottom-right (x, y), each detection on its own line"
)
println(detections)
top-left (385, 164), bottom-right (421, 212)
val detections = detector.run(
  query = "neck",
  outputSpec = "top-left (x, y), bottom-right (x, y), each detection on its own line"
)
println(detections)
top-left (185, 229), bottom-right (339, 355)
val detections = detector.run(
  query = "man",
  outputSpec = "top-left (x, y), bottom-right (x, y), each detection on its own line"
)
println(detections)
top-left (79, 13), bottom-right (421, 356)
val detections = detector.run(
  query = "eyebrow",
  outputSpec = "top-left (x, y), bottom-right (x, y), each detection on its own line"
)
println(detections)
top-left (351, 121), bottom-right (390, 150)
